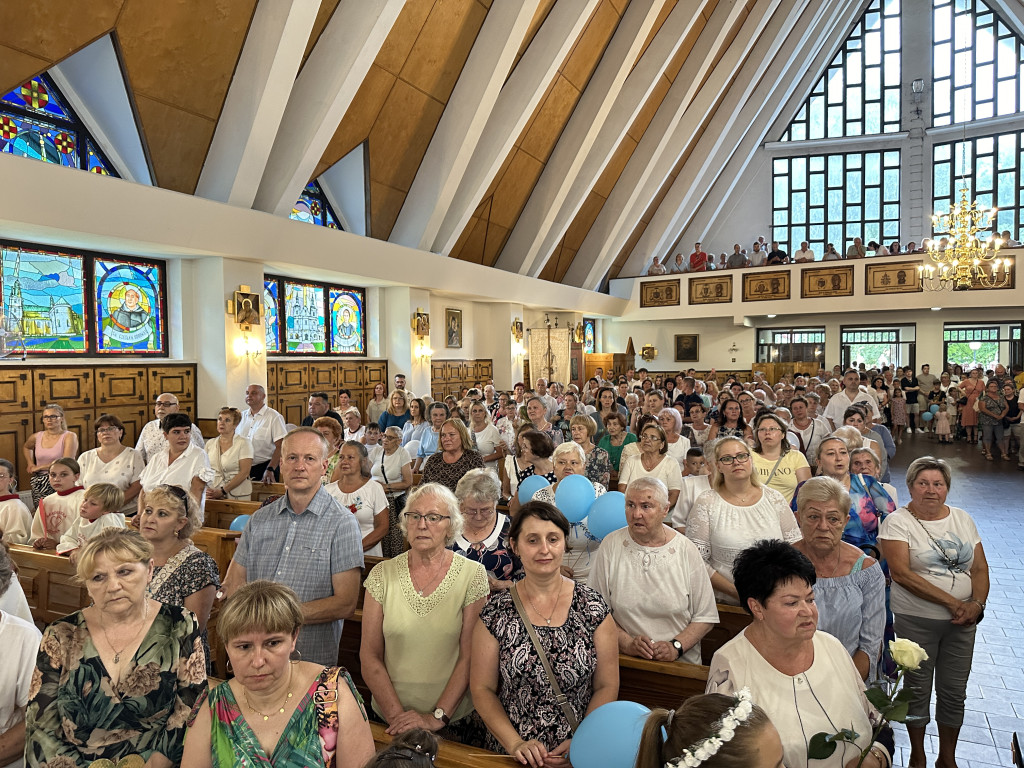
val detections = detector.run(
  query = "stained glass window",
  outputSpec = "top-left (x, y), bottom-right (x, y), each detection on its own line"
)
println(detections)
top-left (932, 0), bottom-right (1024, 126)
top-left (329, 288), bottom-right (365, 355)
top-left (781, 0), bottom-right (901, 141)
top-left (264, 279), bottom-right (281, 354)
top-left (583, 319), bottom-right (595, 354)
top-left (0, 244), bottom-right (86, 354)
top-left (1, 75), bottom-right (118, 175)
top-left (772, 150), bottom-right (901, 254)
top-left (290, 181), bottom-right (342, 228)
top-left (94, 258), bottom-right (165, 353)
top-left (284, 282), bottom-right (325, 353)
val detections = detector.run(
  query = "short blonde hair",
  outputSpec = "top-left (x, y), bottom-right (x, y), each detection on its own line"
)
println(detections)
top-left (552, 441), bottom-right (586, 465)
top-left (219, 580), bottom-right (304, 642)
top-left (569, 413), bottom-right (597, 439)
top-left (401, 483), bottom-right (464, 545)
top-left (144, 485), bottom-right (202, 539)
top-left (83, 483), bottom-right (125, 515)
top-left (76, 528), bottom-right (152, 583)
top-left (794, 476), bottom-right (851, 518)
top-left (831, 426), bottom-right (864, 452)
top-left (218, 406), bottom-right (243, 427)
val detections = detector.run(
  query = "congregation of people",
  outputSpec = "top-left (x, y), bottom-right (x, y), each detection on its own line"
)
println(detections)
top-left (0, 361), bottom-right (1006, 768)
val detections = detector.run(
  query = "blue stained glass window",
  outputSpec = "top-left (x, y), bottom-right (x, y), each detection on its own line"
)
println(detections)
top-left (94, 258), bottom-right (165, 353)
top-left (264, 279), bottom-right (281, 354)
top-left (284, 282), bottom-right (325, 353)
top-left (0, 244), bottom-right (86, 354)
top-left (583, 320), bottom-right (595, 354)
top-left (290, 180), bottom-right (342, 229)
top-left (329, 287), bottom-right (365, 355)
top-left (0, 75), bottom-right (120, 176)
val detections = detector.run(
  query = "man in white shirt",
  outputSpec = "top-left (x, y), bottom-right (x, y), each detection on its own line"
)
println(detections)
top-left (748, 242), bottom-right (766, 267)
top-left (794, 241), bottom-right (816, 262)
top-left (823, 369), bottom-right (881, 429)
top-left (237, 383), bottom-right (288, 482)
top-left (788, 397), bottom-right (831, 470)
top-left (135, 392), bottom-right (205, 464)
top-left (535, 378), bottom-right (559, 420)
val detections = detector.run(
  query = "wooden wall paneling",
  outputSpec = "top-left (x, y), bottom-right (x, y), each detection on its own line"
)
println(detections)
top-left (0, 369), bottom-right (32, 411)
top-left (97, 405), bottom-right (151, 449)
top-left (430, 361), bottom-right (447, 387)
top-left (523, 360), bottom-right (530, 386)
top-left (0, 412), bottom-right (32, 488)
top-left (308, 362), bottom-right (338, 392)
top-left (148, 365), bottom-right (196, 403)
top-left (275, 362), bottom-right (310, 393)
top-left (266, 363), bottom-right (279, 396)
top-left (96, 368), bottom-right (149, 407)
top-left (277, 394), bottom-right (309, 427)
top-left (63, 408), bottom-right (97, 453)
top-left (475, 359), bottom-right (493, 383)
top-left (338, 364), bottom-right (362, 393)
top-left (360, 361), bottom-right (388, 391)
top-left (33, 367), bottom-right (94, 410)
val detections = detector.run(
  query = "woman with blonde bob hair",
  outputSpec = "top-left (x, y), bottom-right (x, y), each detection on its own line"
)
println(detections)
top-left (26, 528), bottom-right (206, 768)
top-left (634, 690), bottom-right (782, 768)
top-left (183, 580), bottom-right (375, 768)
top-left (419, 418), bottom-right (484, 493)
top-left (688, 437), bottom-right (801, 604)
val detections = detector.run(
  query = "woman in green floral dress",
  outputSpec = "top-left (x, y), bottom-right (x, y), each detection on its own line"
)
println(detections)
top-left (24, 528), bottom-right (207, 768)
top-left (182, 580), bottom-right (374, 768)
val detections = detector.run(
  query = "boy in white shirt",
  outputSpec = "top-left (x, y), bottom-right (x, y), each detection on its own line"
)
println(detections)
top-left (57, 483), bottom-right (127, 563)
top-left (29, 458), bottom-right (85, 549)
top-left (0, 458), bottom-right (31, 545)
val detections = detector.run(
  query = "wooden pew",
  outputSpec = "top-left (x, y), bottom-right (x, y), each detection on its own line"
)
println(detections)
top-left (618, 656), bottom-right (709, 710)
top-left (250, 482), bottom-right (286, 503)
top-left (701, 603), bottom-right (751, 665)
top-left (191, 527), bottom-right (241, 584)
top-left (371, 722), bottom-right (503, 768)
top-left (204, 498), bottom-right (260, 530)
top-left (9, 544), bottom-right (89, 626)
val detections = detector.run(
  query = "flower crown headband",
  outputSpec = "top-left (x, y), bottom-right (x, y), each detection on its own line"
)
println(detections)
top-left (664, 688), bottom-right (754, 768)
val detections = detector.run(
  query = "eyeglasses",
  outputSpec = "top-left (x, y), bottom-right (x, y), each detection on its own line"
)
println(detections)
top-left (42, 414), bottom-right (61, 420)
top-left (403, 512), bottom-right (451, 525)
top-left (155, 400), bottom-right (176, 407)
top-left (718, 452), bottom-right (751, 465)
top-left (757, 427), bottom-right (782, 434)
top-left (96, 426), bottom-right (120, 434)
top-left (640, 434), bottom-right (663, 442)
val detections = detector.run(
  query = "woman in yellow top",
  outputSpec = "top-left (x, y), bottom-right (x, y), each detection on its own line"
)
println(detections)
top-left (360, 482), bottom-right (488, 742)
top-left (750, 412), bottom-right (810, 504)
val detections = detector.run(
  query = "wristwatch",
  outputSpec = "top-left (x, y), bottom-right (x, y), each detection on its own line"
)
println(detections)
top-left (671, 639), bottom-right (684, 659)
top-left (432, 706), bottom-right (450, 725)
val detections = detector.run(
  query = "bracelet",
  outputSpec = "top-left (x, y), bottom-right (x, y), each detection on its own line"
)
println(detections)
top-left (869, 745), bottom-right (890, 768)
top-left (968, 598), bottom-right (986, 610)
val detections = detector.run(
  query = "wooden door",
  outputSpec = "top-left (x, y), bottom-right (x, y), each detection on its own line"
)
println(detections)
top-left (63, 408), bottom-right (96, 452)
top-left (308, 362), bottom-right (338, 393)
top-left (277, 394), bottom-right (308, 427)
top-left (265, 363), bottom-right (279, 396)
top-left (98, 405), bottom-right (150, 449)
top-left (0, 368), bottom-right (32, 411)
top-left (34, 367), bottom-right (94, 409)
top-left (149, 365), bottom-right (196, 404)
top-left (0, 412), bottom-right (32, 486)
top-left (96, 367), bottom-right (148, 408)
top-left (360, 361), bottom-right (387, 391)
top-left (276, 362), bottom-right (309, 394)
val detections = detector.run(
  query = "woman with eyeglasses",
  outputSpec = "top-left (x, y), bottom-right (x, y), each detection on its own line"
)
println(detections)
top-left (687, 437), bottom-right (802, 604)
top-left (452, 468), bottom-right (522, 591)
top-left (617, 424), bottom-right (682, 509)
top-left (24, 402), bottom-right (79, 508)
top-left (751, 413), bottom-right (810, 504)
top-left (326, 440), bottom-right (389, 557)
top-left (361, 483), bottom-right (488, 741)
top-left (77, 413), bottom-right (144, 515)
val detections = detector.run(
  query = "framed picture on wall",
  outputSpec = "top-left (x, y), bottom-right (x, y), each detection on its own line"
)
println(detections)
top-left (675, 334), bottom-right (699, 362)
top-left (446, 308), bottom-right (463, 348)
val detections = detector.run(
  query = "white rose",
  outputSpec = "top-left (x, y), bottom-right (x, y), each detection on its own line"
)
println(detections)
top-left (889, 638), bottom-right (928, 670)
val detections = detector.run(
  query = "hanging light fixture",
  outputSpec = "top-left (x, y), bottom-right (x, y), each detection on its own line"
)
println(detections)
top-left (920, 185), bottom-right (1011, 291)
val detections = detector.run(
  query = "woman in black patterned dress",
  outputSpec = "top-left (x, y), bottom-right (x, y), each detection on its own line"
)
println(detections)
top-left (138, 484), bottom-right (220, 670)
top-left (471, 501), bottom-right (618, 767)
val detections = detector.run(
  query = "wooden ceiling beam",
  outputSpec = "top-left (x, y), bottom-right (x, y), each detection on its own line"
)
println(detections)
top-left (195, 0), bottom-right (320, 207)
top-left (563, 0), bottom-right (748, 288)
top-left (429, 0), bottom-right (601, 256)
top-left (252, 0), bottom-right (403, 217)
top-left (388, 0), bottom-right (542, 251)
top-left (671, 0), bottom-right (857, 255)
top-left (492, 0), bottom-right (670, 276)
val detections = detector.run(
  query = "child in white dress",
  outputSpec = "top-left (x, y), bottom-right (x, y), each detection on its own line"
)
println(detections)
top-left (0, 458), bottom-right (31, 544)
top-left (29, 458), bottom-right (84, 549)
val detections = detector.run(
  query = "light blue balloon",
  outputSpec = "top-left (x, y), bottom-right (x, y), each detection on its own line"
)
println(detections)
top-left (587, 491), bottom-right (627, 540)
top-left (517, 474), bottom-right (549, 504)
top-left (229, 514), bottom-right (250, 532)
top-left (921, 411), bottom-right (934, 422)
top-left (929, 404), bottom-right (940, 413)
top-left (554, 473), bottom-right (596, 523)
top-left (570, 700), bottom-right (651, 768)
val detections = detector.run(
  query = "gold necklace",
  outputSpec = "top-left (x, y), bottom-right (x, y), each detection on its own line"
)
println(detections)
top-left (525, 580), bottom-right (563, 626)
top-left (102, 599), bottom-right (151, 665)
top-left (243, 666), bottom-right (294, 721)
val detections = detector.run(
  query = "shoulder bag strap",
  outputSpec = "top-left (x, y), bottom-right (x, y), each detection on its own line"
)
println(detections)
top-left (510, 585), bottom-right (580, 733)
top-left (315, 666), bottom-right (343, 768)
top-left (764, 454), bottom-right (785, 486)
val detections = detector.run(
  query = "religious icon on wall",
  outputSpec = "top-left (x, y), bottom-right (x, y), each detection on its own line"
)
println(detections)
top-left (446, 308), bottom-right (463, 348)
top-left (865, 261), bottom-right (922, 294)
top-left (742, 271), bottom-right (790, 302)
top-left (800, 265), bottom-right (854, 299)
top-left (234, 291), bottom-right (260, 327)
top-left (688, 275), bottom-right (732, 305)
top-left (330, 288), bottom-right (365, 355)
top-left (414, 311), bottom-right (430, 337)
top-left (675, 334), bottom-right (699, 362)
top-left (640, 279), bottom-right (680, 307)
top-left (95, 258), bottom-right (165, 353)
top-left (264, 279), bottom-right (281, 353)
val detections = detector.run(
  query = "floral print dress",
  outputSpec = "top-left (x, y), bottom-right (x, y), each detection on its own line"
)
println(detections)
top-left (24, 603), bottom-right (207, 768)
top-left (478, 584), bottom-right (610, 753)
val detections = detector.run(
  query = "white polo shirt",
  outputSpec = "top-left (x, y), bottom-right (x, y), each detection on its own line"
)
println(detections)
top-left (824, 389), bottom-right (881, 427)
top-left (236, 404), bottom-right (288, 464)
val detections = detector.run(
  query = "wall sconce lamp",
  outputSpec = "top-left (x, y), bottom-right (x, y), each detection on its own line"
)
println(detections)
top-left (728, 342), bottom-right (739, 354)
top-left (234, 331), bottom-right (262, 361)
top-left (640, 343), bottom-right (658, 361)
top-left (512, 340), bottom-right (525, 359)
top-left (415, 339), bottom-right (433, 360)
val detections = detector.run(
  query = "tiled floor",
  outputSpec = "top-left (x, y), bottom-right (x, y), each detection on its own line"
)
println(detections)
top-left (886, 431), bottom-right (1023, 768)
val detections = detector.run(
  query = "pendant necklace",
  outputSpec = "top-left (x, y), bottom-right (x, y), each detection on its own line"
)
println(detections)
top-left (413, 552), bottom-right (447, 596)
top-left (244, 666), bottom-right (294, 721)
top-left (103, 599), bottom-right (150, 665)
top-left (526, 581), bottom-right (563, 626)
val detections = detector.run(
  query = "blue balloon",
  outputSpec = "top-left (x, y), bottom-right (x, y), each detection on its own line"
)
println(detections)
top-left (929, 404), bottom-right (940, 413)
top-left (921, 411), bottom-right (934, 422)
top-left (229, 514), bottom-right (250, 532)
top-left (517, 474), bottom-right (549, 504)
top-left (554, 473), bottom-right (596, 523)
top-left (586, 492), bottom-right (627, 540)
top-left (570, 700), bottom-right (651, 768)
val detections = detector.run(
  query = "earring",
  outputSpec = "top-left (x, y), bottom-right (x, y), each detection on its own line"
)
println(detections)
top-left (289, 649), bottom-right (302, 664)
top-left (226, 659), bottom-right (233, 674)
